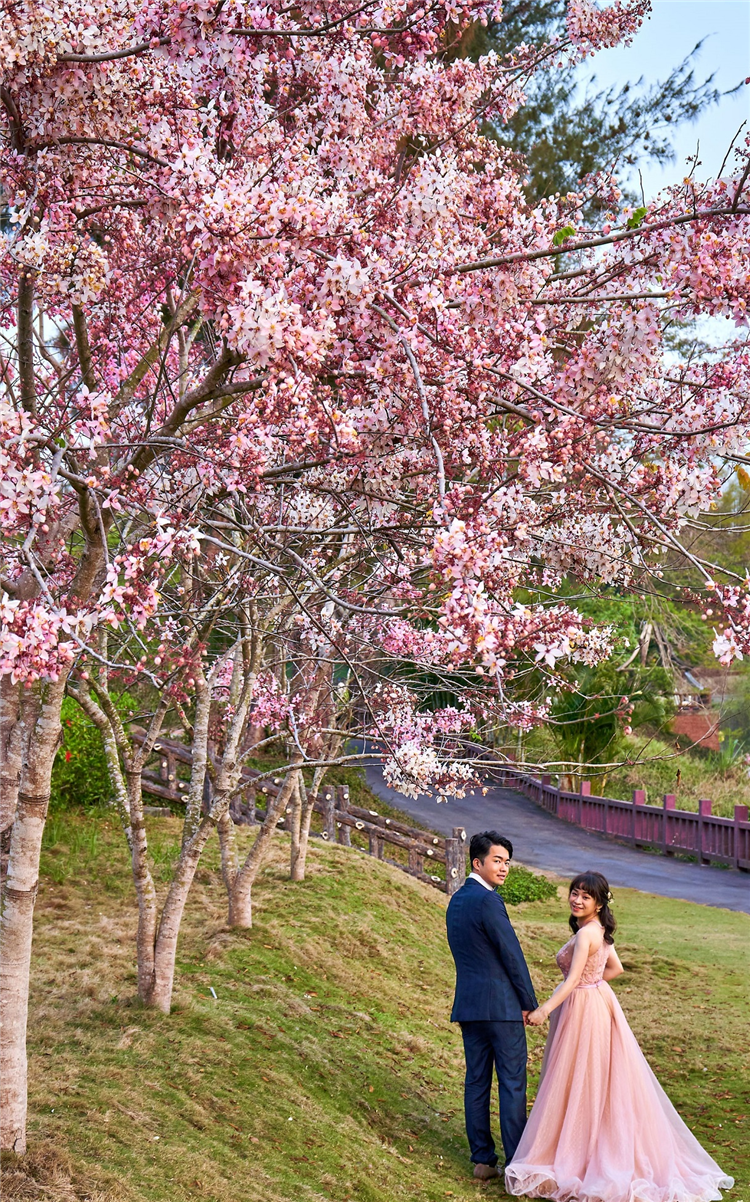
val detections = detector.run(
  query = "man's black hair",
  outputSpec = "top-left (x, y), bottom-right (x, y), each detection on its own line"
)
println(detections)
top-left (469, 831), bottom-right (513, 867)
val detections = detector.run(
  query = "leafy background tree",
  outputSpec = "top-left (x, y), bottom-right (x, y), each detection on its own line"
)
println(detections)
top-left (474, 0), bottom-right (720, 205)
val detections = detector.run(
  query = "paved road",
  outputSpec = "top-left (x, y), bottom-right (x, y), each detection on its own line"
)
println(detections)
top-left (361, 758), bottom-right (750, 915)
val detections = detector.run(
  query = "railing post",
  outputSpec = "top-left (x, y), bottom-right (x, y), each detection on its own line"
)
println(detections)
top-left (408, 845), bottom-right (424, 877)
top-left (445, 826), bottom-right (466, 896)
top-left (336, 784), bottom-right (351, 846)
top-left (578, 779), bottom-right (590, 827)
top-left (322, 789), bottom-right (336, 842)
top-left (632, 790), bottom-right (645, 844)
top-left (369, 830), bottom-right (384, 858)
top-left (167, 752), bottom-right (177, 798)
top-left (698, 798), bottom-right (711, 865)
top-left (734, 805), bottom-right (748, 870)
top-left (662, 793), bottom-right (676, 856)
top-left (245, 784), bottom-right (258, 825)
top-left (541, 775), bottom-right (551, 813)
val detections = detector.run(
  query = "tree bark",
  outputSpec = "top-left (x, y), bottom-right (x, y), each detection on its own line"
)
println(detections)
top-left (0, 678), bottom-right (25, 884)
top-left (290, 767), bottom-right (323, 882)
top-left (183, 665), bottom-right (211, 845)
top-left (227, 763), bottom-right (301, 927)
top-left (0, 677), bottom-right (65, 1153)
top-left (217, 808), bottom-right (239, 904)
top-left (288, 774), bottom-right (303, 879)
top-left (145, 816), bottom-right (217, 1012)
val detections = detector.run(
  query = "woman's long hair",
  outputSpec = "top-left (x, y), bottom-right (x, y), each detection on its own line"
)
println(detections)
top-left (568, 871), bottom-right (616, 944)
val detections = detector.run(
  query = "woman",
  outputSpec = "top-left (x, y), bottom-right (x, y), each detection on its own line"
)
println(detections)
top-left (505, 872), bottom-right (734, 1202)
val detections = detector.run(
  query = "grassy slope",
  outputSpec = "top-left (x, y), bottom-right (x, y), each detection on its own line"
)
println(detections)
top-left (4, 811), bottom-right (749, 1202)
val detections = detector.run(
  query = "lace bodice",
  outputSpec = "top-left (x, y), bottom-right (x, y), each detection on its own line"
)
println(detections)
top-left (556, 929), bottom-right (609, 987)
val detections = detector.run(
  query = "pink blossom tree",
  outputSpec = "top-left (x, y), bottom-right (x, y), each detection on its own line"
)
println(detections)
top-left (3, 0), bottom-right (750, 1156)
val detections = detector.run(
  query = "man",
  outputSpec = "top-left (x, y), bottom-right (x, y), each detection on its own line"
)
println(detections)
top-left (446, 830), bottom-right (538, 1181)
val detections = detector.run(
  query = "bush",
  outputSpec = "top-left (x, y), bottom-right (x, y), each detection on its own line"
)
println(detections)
top-left (50, 695), bottom-right (133, 810)
top-left (499, 865), bottom-right (558, 906)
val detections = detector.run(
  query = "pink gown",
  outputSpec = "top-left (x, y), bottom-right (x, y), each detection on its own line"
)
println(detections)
top-left (505, 934), bottom-right (734, 1202)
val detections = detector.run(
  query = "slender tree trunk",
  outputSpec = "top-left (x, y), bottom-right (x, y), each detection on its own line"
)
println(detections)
top-left (0, 677), bottom-right (65, 1153)
top-left (289, 775), bottom-right (303, 879)
top-left (146, 817), bottom-right (217, 1012)
top-left (137, 630), bottom-right (261, 1010)
top-left (228, 764), bottom-right (301, 927)
top-left (126, 767), bottom-right (160, 1002)
top-left (290, 767), bottom-right (323, 882)
top-left (217, 809), bottom-right (239, 912)
top-left (183, 666), bottom-right (211, 846)
top-left (0, 678), bottom-right (25, 884)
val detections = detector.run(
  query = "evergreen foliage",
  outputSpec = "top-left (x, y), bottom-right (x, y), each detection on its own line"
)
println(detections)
top-left (500, 864), bottom-right (559, 905)
top-left (51, 696), bottom-right (135, 811)
top-left (472, 0), bottom-right (720, 204)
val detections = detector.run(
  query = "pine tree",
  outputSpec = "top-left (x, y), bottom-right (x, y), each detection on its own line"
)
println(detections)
top-left (472, 0), bottom-right (720, 203)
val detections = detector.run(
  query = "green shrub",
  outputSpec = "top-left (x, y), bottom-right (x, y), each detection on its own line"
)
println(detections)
top-left (499, 865), bottom-right (558, 906)
top-left (50, 694), bottom-right (134, 811)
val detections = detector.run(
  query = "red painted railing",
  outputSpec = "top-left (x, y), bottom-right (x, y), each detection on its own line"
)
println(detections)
top-left (500, 770), bottom-right (750, 872)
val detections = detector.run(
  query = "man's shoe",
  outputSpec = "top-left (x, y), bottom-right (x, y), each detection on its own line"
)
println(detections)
top-left (473, 1163), bottom-right (500, 1181)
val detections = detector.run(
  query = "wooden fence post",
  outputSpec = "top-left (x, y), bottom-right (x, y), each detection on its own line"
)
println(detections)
top-left (632, 789), bottom-right (645, 844)
top-left (698, 798), bottom-right (711, 865)
top-left (662, 793), bottom-right (676, 856)
top-left (734, 805), bottom-right (749, 870)
top-left (158, 747), bottom-right (176, 794)
top-left (579, 779), bottom-right (590, 828)
top-left (541, 775), bottom-right (551, 814)
top-left (445, 826), bottom-right (467, 896)
top-left (336, 785), bottom-right (351, 846)
top-left (408, 846), bottom-right (424, 877)
top-left (369, 831), bottom-right (384, 858)
top-left (322, 789), bottom-right (336, 842)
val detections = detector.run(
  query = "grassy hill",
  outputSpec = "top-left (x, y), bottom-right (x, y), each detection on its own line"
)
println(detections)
top-left (4, 810), bottom-right (749, 1201)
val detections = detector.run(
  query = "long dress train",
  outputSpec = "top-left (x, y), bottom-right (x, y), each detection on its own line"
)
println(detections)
top-left (505, 935), bottom-right (734, 1202)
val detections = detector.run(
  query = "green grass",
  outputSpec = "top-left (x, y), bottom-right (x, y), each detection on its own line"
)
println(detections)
top-left (4, 810), bottom-right (748, 1202)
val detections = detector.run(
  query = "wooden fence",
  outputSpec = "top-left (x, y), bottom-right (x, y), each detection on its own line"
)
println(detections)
top-left (135, 732), bottom-right (467, 895)
top-left (501, 768), bottom-right (750, 872)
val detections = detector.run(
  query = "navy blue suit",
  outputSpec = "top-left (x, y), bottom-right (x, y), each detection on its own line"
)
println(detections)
top-left (446, 877), bottom-right (538, 1166)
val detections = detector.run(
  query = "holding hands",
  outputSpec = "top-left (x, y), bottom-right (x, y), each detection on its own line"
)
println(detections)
top-left (525, 1006), bottom-right (549, 1026)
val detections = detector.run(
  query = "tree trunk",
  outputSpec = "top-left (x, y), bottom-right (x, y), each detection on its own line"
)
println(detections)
top-left (217, 809), bottom-right (239, 903)
top-left (290, 769), bottom-right (322, 882)
top-left (0, 678), bottom-right (25, 884)
top-left (289, 775), bottom-right (303, 879)
top-left (228, 764), bottom-right (301, 927)
top-left (0, 677), bottom-right (65, 1153)
top-left (145, 818), bottom-right (217, 1012)
top-left (129, 778), bottom-right (159, 1004)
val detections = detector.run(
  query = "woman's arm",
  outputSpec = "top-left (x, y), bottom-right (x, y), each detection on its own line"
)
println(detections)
top-left (526, 928), bottom-right (597, 1025)
top-left (602, 943), bottom-right (624, 981)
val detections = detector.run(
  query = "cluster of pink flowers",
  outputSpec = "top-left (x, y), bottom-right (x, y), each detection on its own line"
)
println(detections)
top-left (0, 598), bottom-right (89, 684)
top-left (2, 0), bottom-right (750, 779)
top-left (567, 0), bottom-right (651, 53)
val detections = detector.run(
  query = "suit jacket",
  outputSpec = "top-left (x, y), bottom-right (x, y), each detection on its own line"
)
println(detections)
top-left (446, 877), bottom-right (538, 1022)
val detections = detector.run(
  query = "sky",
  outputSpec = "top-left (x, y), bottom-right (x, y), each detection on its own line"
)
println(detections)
top-left (578, 0), bottom-right (750, 200)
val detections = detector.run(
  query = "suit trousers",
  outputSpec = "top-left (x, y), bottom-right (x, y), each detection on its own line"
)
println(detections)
top-left (460, 1019), bottom-right (528, 1167)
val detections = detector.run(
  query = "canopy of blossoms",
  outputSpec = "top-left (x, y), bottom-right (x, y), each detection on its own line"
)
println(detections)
top-left (2, 0), bottom-right (750, 794)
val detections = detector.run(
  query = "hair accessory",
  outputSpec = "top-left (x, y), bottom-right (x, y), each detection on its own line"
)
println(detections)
top-left (607, 890), bottom-right (613, 902)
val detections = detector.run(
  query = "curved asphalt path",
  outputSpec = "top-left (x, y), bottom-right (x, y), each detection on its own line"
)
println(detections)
top-left (360, 757), bottom-right (750, 915)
